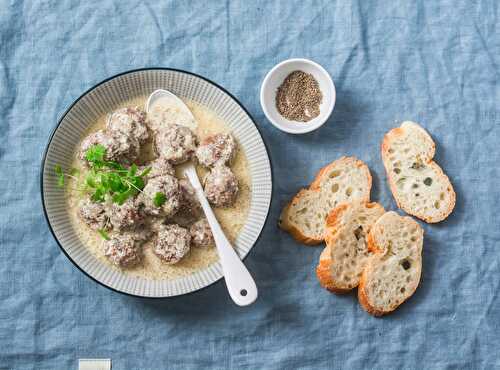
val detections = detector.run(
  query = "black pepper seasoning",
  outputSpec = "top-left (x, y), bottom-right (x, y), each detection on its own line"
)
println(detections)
top-left (275, 70), bottom-right (323, 122)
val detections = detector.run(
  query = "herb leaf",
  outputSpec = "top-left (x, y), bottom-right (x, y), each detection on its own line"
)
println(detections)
top-left (91, 187), bottom-right (105, 202)
top-left (128, 164), bottom-right (138, 177)
top-left (97, 229), bottom-right (110, 241)
top-left (85, 144), bottom-right (106, 163)
top-left (86, 173), bottom-right (97, 188)
top-left (108, 172), bottom-right (125, 192)
top-left (54, 165), bottom-right (65, 187)
top-left (104, 161), bottom-right (124, 170)
top-left (139, 167), bottom-right (151, 177)
top-left (57, 145), bottom-right (152, 205)
top-left (153, 192), bottom-right (166, 207)
top-left (112, 192), bottom-right (127, 205)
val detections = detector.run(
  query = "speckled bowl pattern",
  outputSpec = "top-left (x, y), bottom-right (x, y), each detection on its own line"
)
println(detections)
top-left (41, 68), bottom-right (272, 298)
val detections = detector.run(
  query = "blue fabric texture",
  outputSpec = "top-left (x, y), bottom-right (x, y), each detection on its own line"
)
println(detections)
top-left (1, 1), bottom-right (499, 369)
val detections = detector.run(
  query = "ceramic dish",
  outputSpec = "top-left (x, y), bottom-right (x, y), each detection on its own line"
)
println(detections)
top-left (260, 58), bottom-right (336, 134)
top-left (41, 68), bottom-right (272, 298)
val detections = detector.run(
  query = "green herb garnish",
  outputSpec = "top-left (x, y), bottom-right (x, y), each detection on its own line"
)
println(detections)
top-left (153, 192), bottom-right (166, 207)
top-left (54, 165), bottom-right (65, 186)
top-left (55, 165), bottom-right (80, 187)
top-left (97, 229), bottom-right (110, 240)
top-left (139, 167), bottom-right (151, 177)
top-left (55, 144), bottom-right (152, 206)
top-left (128, 164), bottom-right (138, 177)
top-left (85, 144), bottom-right (106, 163)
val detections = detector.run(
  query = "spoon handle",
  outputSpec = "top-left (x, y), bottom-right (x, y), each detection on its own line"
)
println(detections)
top-left (184, 165), bottom-right (258, 306)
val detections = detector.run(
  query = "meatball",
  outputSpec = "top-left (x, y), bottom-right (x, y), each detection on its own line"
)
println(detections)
top-left (78, 198), bottom-right (109, 230)
top-left (133, 227), bottom-right (154, 243)
top-left (196, 133), bottom-right (237, 167)
top-left (143, 157), bottom-right (175, 179)
top-left (106, 197), bottom-right (144, 230)
top-left (104, 233), bottom-right (142, 268)
top-left (203, 165), bottom-right (239, 207)
top-left (140, 175), bottom-right (182, 217)
top-left (154, 124), bottom-right (197, 164)
top-left (153, 224), bottom-right (191, 264)
top-left (172, 179), bottom-right (203, 227)
top-left (179, 179), bottom-right (202, 215)
top-left (79, 129), bottom-right (139, 165)
top-left (190, 219), bottom-right (214, 248)
top-left (106, 106), bottom-right (149, 143)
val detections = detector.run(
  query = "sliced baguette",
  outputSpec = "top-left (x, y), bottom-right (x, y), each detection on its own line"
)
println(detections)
top-left (316, 201), bottom-right (385, 293)
top-left (381, 121), bottom-right (455, 223)
top-left (358, 211), bottom-right (424, 316)
top-left (279, 157), bottom-right (372, 245)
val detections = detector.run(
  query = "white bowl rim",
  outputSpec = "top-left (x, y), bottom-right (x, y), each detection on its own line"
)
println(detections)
top-left (40, 67), bottom-right (274, 299)
top-left (260, 58), bottom-right (336, 134)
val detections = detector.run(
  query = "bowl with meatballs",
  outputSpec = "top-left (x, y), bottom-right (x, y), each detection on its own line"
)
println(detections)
top-left (41, 68), bottom-right (272, 298)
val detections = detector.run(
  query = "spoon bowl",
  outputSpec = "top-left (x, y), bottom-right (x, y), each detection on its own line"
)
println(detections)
top-left (146, 89), bottom-right (198, 131)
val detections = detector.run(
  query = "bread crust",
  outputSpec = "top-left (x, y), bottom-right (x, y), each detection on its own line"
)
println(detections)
top-left (365, 227), bottom-right (382, 254)
top-left (358, 228), bottom-right (389, 316)
top-left (279, 190), bottom-right (324, 245)
top-left (310, 156), bottom-right (372, 191)
top-left (316, 246), bottom-right (351, 294)
top-left (279, 157), bottom-right (372, 245)
top-left (358, 271), bottom-right (386, 317)
top-left (358, 212), bottom-right (424, 316)
top-left (316, 201), bottom-right (384, 294)
top-left (381, 122), bottom-right (456, 223)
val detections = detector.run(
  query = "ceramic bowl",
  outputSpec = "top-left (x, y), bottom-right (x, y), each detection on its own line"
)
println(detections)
top-left (260, 58), bottom-right (336, 134)
top-left (41, 68), bottom-right (273, 298)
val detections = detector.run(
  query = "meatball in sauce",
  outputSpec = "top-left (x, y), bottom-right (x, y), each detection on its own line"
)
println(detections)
top-left (153, 224), bottom-right (191, 264)
top-left (154, 124), bottom-right (197, 164)
top-left (79, 129), bottom-right (139, 165)
top-left (196, 133), bottom-right (237, 167)
top-left (78, 197), bottom-right (109, 231)
top-left (140, 175), bottom-right (182, 217)
top-left (104, 233), bottom-right (143, 268)
top-left (172, 178), bottom-right (202, 227)
top-left (106, 197), bottom-right (144, 231)
top-left (190, 218), bottom-right (214, 248)
top-left (144, 157), bottom-right (175, 179)
top-left (203, 164), bottom-right (239, 207)
top-left (106, 106), bottom-right (149, 143)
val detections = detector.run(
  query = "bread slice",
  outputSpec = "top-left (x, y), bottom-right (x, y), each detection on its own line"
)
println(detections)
top-left (381, 121), bottom-right (455, 223)
top-left (358, 211), bottom-right (423, 316)
top-left (316, 201), bottom-right (385, 293)
top-left (279, 157), bottom-right (372, 245)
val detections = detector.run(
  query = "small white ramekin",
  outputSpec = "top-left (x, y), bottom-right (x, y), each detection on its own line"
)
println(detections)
top-left (260, 58), bottom-right (336, 134)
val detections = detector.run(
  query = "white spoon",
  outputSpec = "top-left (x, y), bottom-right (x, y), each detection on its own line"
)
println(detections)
top-left (146, 89), bottom-right (198, 131)
top-left (146, 89), bottom-right (258, 306)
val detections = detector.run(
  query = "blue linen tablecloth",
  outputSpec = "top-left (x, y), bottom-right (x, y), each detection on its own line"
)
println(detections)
top-left (1, 1), bottom-right (499, 369)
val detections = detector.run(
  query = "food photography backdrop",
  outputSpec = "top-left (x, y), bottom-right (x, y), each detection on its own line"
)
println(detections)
top-left (1, 1), bottom-right (499, 369)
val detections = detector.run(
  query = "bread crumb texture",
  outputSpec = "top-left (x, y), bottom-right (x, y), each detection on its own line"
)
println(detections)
top-left (279, 157), bottom-right (372, 245)
top-left (317, 200), bottom-right (385, 293)
top-left (358, 211), bottom-right (423, 316)
top-left (381, 121), bottom-right (455, 223)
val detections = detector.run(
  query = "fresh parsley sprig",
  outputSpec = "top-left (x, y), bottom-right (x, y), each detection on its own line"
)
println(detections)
top-left (56, 144), bottom-right (160, 206)
top-left (153, 192), bottom-right (167, 207)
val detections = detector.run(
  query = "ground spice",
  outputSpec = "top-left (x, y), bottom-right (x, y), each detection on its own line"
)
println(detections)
top-left (275, 70), bottom-right (323, 122)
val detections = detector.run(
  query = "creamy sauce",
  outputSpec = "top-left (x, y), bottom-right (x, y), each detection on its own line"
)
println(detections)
top-left (66, 97), bottom-right (251, 280)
